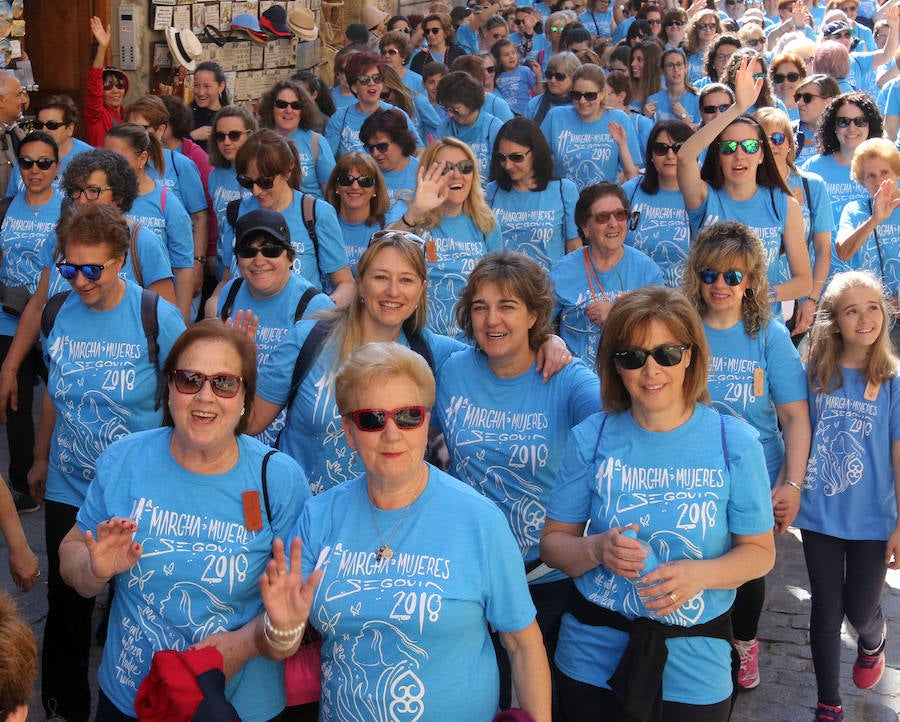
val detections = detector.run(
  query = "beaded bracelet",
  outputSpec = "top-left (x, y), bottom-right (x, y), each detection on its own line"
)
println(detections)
top-left (263, 611), bottom-right (305, 649)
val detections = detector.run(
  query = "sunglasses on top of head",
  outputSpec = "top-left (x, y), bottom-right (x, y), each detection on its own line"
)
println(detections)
top-left (171, 369), bottom-right (243, 398)
top-left (698, 269), bottom-right (744, 285)
top-left (348, 406), bottom-right (428, 431)
top-left (236, 173), bottom-right (276, 190)
top-left (613, 344), bottom-right (690, 370)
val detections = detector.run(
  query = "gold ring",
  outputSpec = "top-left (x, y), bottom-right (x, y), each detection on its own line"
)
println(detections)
top-left (277, 569), bottom-right (287, 576)
top-left (669, 592), bottom-right (679, 604)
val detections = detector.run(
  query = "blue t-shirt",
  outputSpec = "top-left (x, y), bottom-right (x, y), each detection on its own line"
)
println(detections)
top-left (338, 216), bottom-right (384, 274)
top-left (495, 65), bottom-right (537, 115)
top-left (797, 368), bottom-right (900, 540)
top-left (433, 349), bottom-right (600, 578)
top-left (127, 183), bottom-right (194, 269)
top-left (705, 319), bottom-right (807, 481)
top-left (645, 89), bottom-right (701, 124)
top-left (331, 87), bottom-right (357, 109)
top-left (838, 198), bottom-right (900, 297)
top-left (437, 111), bottom-right (504, 183)
top-left (484, 93), bottom-right (515, 122)
top-left (227, 192), bottom-right (348, 290)
top-left (77, 429), bottom-right (310, 722)
top-left (382, 155), bottom-right (418, 210)
top-left (0, 192), bottom-right (64, 335)
top-left (8, 138), bottom-right (93, 198)
top-left (287, 128), bottom-right (336, 200)
top-left (580, 8), bottom-right (613, 37)
top-left (148, 148), bottom-right (208, 215)
top-left (801, 153), bottom-right (868, 239)
top-left (487, 178), bottom-right (580, 270)
top-left (687, 51), bottom-right (706, 84)
top-left (401, 69), bottom-right (427, 98)
top-left (256, 324), bottom-right (463, 494)
top-left (622, 179), bottom-right (690, 288)
top-left (208, 166), bottom-right (253, 278)
top-left (42, 282), bottom-right (185, 506)
top-left (414, 93), bottom-right (443, 144)
top-left (548, 406), bottom-right (772, 704)
top-left (325, 101), bottom-right (423, 157)
top-left (298, 466), bottom-right (536, 722)
top-left (550, 246), bottom-right (663, 369)
top-left (541, 106), bottom-right (643, 190)
top-left (456, 23), bottom-right (480, 54)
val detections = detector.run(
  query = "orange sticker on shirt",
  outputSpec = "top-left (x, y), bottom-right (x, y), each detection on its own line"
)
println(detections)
top-left (243, 491), bottom-right (263, 532)
top-left (425, 240), bottom-right (437, 263)
top-left (864, 380), bottom-right (881, 402)
top-left (753, 367), bottom-right (765, 397)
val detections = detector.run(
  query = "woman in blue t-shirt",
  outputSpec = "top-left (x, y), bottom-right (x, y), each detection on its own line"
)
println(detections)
top-left (541, 285), bottom-right (775, 721)
top-left (360, 108), bottom-right (419, 211)
top-left (678, 57), bottom-right (811, 305)
top-left (685, 220), bottom-right (810, 692)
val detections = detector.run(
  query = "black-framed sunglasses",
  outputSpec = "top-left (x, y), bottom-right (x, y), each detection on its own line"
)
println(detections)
top-left (701, 103), bottom-right (730, 114)
top-left (18, 156), bottom-right (56, 170)
top-left (103, 77), bottom-right (126, 90)
top-left (356, 73), bottom-right (383, 86)
top-left (496, 149), bottom-right (532, 163)
top-left (336, 173), bottom-right (376, 187)
top-left (570, 90), bottom-right (599, 101)
top-left (666, 19), bottom-right (686, 27)
top-left (236, 173), bottom-right (276, 190)
top-left (33, 120), bottom-right (68, 131)
top-left (484, 65), bottom-right (497, 74)
top-left (651, 142), bottom-right (683, 156)
top-left (441, 160), bottom-right (475, 175)
top-left (365, 141), bottom-right (391, 154)
top-left (214, 129), bottom-right (249, 142)
top-left (772, 72), bottom-right (800, 84)
top-left (546, 71), bottom-right (568, 81)
top-left (699, 269), bottom-right (744, 285)
top-left (768, 133), bottom-right (786, 146)
top-left (718, 139), bottom-right (761, 155)
top-left (235, 244), bottom-right (286, 259)
top-left (274, 99), bottom-right (302, 110)
top-left (68, 186), bottom-right (113, 201)
top-left (614, 344), bottom-right (690, 370)
top-left (697, 22), bottom-right (717, 31)
top-left (56, 258), bottom-right (117, 282)
top-left (348, 406), bottom-right (428, 431)
top-left (836, 116), bottom-right (868, 128)
top-left (424, 26), bottom-right (443, 34)
top-left (171, 369), bottom-right (243, 399)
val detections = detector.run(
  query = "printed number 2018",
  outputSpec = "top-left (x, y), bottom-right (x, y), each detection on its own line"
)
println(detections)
top-left (509, 443), bottom-right (549, 473)
top-left (102, 368), bottom-right (136, 395)
top-left (676, 501), bottom-right (717, 536)
top-left (390, 590), bottom-right (442, 632)
top-left (201, 553), bottom-right (249, 595)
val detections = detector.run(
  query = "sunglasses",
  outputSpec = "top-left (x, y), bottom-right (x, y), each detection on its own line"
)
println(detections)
top-left (424, 26), bottom-right (443, 34)
top-left (794, 91), bottom-right (821, 104)
top-left (725, 0), bottom-right (744, 5)
top-left (214, 130), bottom-right (249, 142)
top-left (651, 141), bottom-right (683, 156)
top-left (701, 103), bottom-right (730, 114)
top-left (768, 132), bottom-right (787, 146)
top-left (772, 71), bottom-right (800, 84)
top-left (235, 244), bottom-right (286, 259)
top-left (698, 22), bottom-right (717, 31)
top-left (666, 19), bottom-right (686, 27)
top-left (748, 39), bottom-right (766, 48)
top-left (663, 62), bottom-right (685, 71)
top-left (103, 77), bottom-right (126, 90)
top-left (348, 405), bottom-right (427, 431)
top-left (383, 47), bottom-right (400, 56)
top-left (56, 258), bottom-right (117, 282)
top-left (570, 90), bottom-right (600, 101)
top-left (274, 99), bottom-right (303, 110)
top-left (171, 369), bottom-right (243, 399)
top-left (827, 30), bottom-right (852, 40)
top-left (336, 173), bottom-right (376, 187)
top-left (365, 141), bottom-right (391, 154)
top-left (496, 149), bottom-right (532, 163)
top-left (836, 116), bottom-right (868, 128)
top-left (356, 73), bottom-right (383, 86)
top-left (647, 18), bottom-right (662, 25)
top-left (18, 156), bottom-right (56, 170)
top-left (718, 139), bottom-right (761, 154)
top-left (546, 71), bottom-right (568, 81)
top-left (368, 229), bottom-right (428, 253)
top-left (550, 25), bottom-right (566, 32)
top-left (33, 120), bottom-right (68, 131)
top-left (442, 105), bottom-right (467, 117)
top-left (592, 208), bottom-right (628, 224)
top-left (699, 268), bottom-right (745, 285)
top-left (513, 17), bottom-right (524, 24)
top-left (68, 185), bottom-right (113, 201)
top-left (236, 173), bottom-right (277, 190)
top-left (614, 344), bottom-right (690, 370)
top-left (441, 160), bottom-right (475, 175)
top-left (484, 65), bottom-right (497, 73)
top-left (752, 72), bottom-right (767, 81)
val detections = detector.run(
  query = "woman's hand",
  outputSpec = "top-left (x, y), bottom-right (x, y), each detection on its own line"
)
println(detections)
top-left (609, 120), bottom-right (628, 148)
top-left (671, 100), bottom-right (687, 119)
top-left (9, 543), bottom-right (39, 593)
top-left (642, 99), bottom-right (657, 119)
top-left (194, 624), bottom-right (257, 682)
top-left (259, 537), bottom-right (322, 632)
top-left (639, 558), bottom-right (705, 617)
top-left (771, 482), bottom-right (801, 534)
top-left (409, 161), bottom-right (450, 217)
top-left (733, 55), bottom-right (764, 112)
top-left (872, 178), bottom-right (900, 225)
top-left (0, 366), bottom-right (18, 421)
top-left (887, 522), bottom-right (900, 570)
top-left (792, 298), bottom-right (816, 337)
top-left (225, 309), bottom-right (259, 342)
top-left (26, 459), bottom-right (47, 505)
top-left (592, 525), bottom-right (646, 579)
top-left (90, 16), bottom-right (111, 47)
top-left (586, 298), bottom-right (613, 327)
top-left (534, 334), bottom-right (572, 382)
top-left (191, 126), bottom-right (214, 143)
top-left (84, 517), bottom-right (142, 580)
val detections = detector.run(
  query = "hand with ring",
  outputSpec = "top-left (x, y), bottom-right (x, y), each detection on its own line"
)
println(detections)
top-left (639, 558), bottom-right (704, 616)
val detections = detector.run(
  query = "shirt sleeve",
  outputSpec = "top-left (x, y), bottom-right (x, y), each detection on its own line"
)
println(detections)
top-left (162, 190), bottom-right (195, 268)
top-left (562, 179), bottom-right (580, 240)
top-left (256, 320), bottom-right (317, 406)
top-left (314, 133), bottom-right (337, 187)
top-left (765, 321), bottom-right (808, 405)
top-left (722, 417), bottom-right (775, 535)
top-left (312, 200), bottom-right (350, 275)
top-left (547, 415), bottom-right (604, 523)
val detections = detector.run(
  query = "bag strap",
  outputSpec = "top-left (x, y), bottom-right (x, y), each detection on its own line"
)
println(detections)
top-left (226, 198), bottom-right (242, 229)
top-left (140, 289), bottom-right (163, 411)
top-left (219, 278), bottom-right (245, 321)
top-left (160, 185), bottom-right (167, 212)
top-left (294, 286), bottom-right (321, 323)
top-left (407, 330), bottom-right (434, 372)
top-left (261, 449), bottom-right (276, 527)
top-left (129, 222), bottom-right (144, 287)
top-left (41, 290), bottom-right (71, 339)
top-left (275, 320), bottom-right (333, 448)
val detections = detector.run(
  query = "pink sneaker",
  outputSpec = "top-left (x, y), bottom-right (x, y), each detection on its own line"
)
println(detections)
top-left (813, 702), bottom-right (843, 722)
top-left (852, 637), bottom-right (885, 689)
top-left (734, 638), bottom-right (760, 689)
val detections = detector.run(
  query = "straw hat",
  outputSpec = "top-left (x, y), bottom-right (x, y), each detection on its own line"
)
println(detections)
top-left (164, 27), bottom-right (203, 72)
top-left (361, 5), bottom-right (389, 30)
top-left (288, 7), bottom-right (319, 41)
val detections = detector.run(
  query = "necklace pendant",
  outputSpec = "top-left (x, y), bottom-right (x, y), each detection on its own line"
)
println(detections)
top-left (376, 544), bottom-right (393, 562)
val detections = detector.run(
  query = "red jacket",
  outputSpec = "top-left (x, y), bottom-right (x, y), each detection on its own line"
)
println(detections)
top-left (84, 66), bottom-right (127, 148)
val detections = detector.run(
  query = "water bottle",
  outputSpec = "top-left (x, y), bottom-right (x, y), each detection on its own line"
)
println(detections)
top-left (622, 528), bottom-right (663, 598)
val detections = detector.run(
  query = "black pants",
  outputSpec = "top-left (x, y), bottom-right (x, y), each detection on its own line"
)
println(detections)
top-left (801, 529), bottom-right (887, 707)
top-left (0, 333), bottom-right (39, 496)
top-left (732, 576), bottom-right (766, 641)
top-left (556, 672), bottom-right (731, 722)
top-left (43, 499), bottom-right (96, 722)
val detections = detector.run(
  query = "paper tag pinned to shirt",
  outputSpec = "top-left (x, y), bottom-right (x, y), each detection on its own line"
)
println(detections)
top-left (242, 491), bottom-right (263, 532)
top-left (753, 368), bottom-right (765, 397)
top-left (425, 240), bottom-right (437, 263)
top-left (864, 379), bottom-right (881, 402)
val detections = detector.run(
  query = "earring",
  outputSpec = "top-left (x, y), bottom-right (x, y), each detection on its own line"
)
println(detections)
top-left (240, 405), bottom-right (245, 416)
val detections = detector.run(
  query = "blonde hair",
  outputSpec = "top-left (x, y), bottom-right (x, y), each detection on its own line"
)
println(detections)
top-left (335, 341), bottom-right (436, 414)
top-left (805, 270), bottom-right (898, 393)
top-left (850, 137), bottom-right (900, 185)
top-left (754, 106), bottom-right (796, 169)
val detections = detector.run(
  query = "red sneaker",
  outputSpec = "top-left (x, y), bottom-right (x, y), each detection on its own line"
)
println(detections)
top-left (813, 702), bottom-right (843, 722)
top-left (852, 638), bottom-right (885, 689)
top-left (734, 638), bottom-right (760, 689)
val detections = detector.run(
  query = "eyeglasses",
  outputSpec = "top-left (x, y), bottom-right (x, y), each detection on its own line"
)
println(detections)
top-left (699, 268), bottom-right (745, 285)
top-left (772, 71), bottom-right (800, 84)
top-left (491, 31), bottom-right (507, 40)
top-left (613, 344), bottom-right (690, 370)
top-left (828, 30), bottom-right (853, 40)
top-left (719, 139), bottom-right (761, 154)
top-left (336, 173), bottom-right (376, 187)
top-left (570, 90), bottom-right (600, 101)
top-left (18, 156), bottom-right (56, 170)
top-left (592, 208), bottom-right (628, 224)
top-left (701, 103), bottom-right (730, 114)
top-left (236, 173), bottom-right (276, 190)
top-left (214, 129), bottom-right (249, 142)
top-left (550, 25), bottom-right (566, 32)
top-left (836, 115), bottom-right (869, 128)
top-left (794, 91), bottom-right (822, 104)
top-left (56, 258), bottom-right (117, 282)
top-left (103, 77), bottom-right (126, 90)
top-left (171, 369), bottom-right (243, 399)
top-left (496, 148), bottom-right (532, 163)
top-left (348, 405), bottom-right (427, 431)
top-left (651, 141), bottom-right (683, 156)
top-left (484, 65), bottom-right (497, 73)
top-left (442, 105), bottom-right (468, 117)
top-left (647, 18), bottom-right (662, 25)
top-left (663, 62), bottom-right (685, 70)
top-left (441, 160), bottom-right (475, 175)
top-left (748, 38), bottom-right (766, 48)
top-left (397, 26), bottom-right (411, 34)
top-left (356, 73), bottom-right (383, 86)
top-left (752, 72), bottom-right (767, 81)
top-left (383, 47), bottom-right (400, 56)
top-left (365, 141), bottom-right (391, 154)
top-left (68, 185), bottom-right (113, 201)
top-left (33, 120), bottom-right (68, 131)
top-left (768, 132), bottom-right (786, 146)
top-left (424, 26), bottom-right (443, 34)
top-left (235, 244), bottom-right (286, 259)
top-left (666, 19), bottom-right (686, 27)
top-left (698, 22), bottom-right (717, 31)
top-left (546, 71), bottom-right (568, 81)
top-left (274, 98), bottom-right (303, 110)
top-left (513, 18), bottom-right (524, 24)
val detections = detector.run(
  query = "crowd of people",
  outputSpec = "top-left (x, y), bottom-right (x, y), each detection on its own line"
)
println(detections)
top-left (1, 0), bottom-right (900, 720)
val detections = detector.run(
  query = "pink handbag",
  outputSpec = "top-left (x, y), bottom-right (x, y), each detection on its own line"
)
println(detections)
top-left (284, 627), bottom-right (323, 706)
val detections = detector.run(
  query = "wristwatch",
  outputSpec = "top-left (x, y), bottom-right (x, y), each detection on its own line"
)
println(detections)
top-left (679, 112), bottom-right (688, 119)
